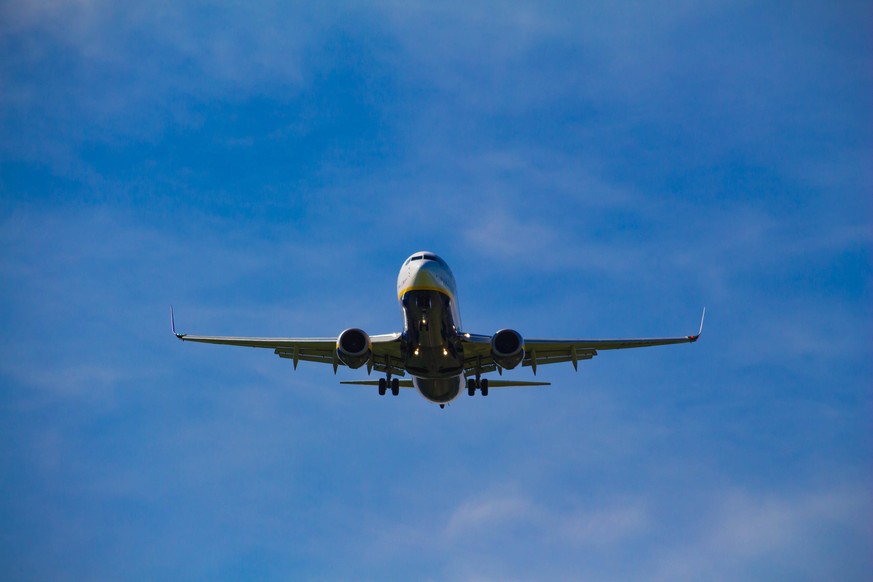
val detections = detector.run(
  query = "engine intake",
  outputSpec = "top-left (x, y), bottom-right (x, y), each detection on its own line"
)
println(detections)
top-left (336, 328), bottom-right (371, 369)
top-left (491, 329), bottom-right (524, 370)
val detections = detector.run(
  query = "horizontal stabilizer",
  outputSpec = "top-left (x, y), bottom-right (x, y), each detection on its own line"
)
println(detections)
top-left (340, 380), bottom-right (414, 388)
top-left (485, 380), bottom-right (551, 387)
top-left (340, 379), bottom-right (550, 388)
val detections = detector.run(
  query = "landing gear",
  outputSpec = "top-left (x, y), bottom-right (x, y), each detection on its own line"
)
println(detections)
top-left (378, 375), bottom-right (400, 396)
top-left (466, 377), bottom-right (489, 396)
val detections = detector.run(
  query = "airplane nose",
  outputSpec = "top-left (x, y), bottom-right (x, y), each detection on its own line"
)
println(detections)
top-left (411, 261), bottom-right (441, 288)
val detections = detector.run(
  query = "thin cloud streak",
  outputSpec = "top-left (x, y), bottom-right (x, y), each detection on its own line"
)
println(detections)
top-left (357, 483), bottom-right (868, 581)
top-left (446, 493), bottom-right (650, 546)
top-left (651, 487), bottom-right (872, 581)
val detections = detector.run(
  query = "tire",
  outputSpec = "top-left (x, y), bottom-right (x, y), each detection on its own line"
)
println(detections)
top-left (378, 377), bottom-right (387, 396)
top-left (480, 378), bottom-right (489, 396)
top-left (391, 378), bottom-right (400, 396)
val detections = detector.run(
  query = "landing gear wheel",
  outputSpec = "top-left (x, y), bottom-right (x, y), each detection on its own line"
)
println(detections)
top-left (391, 378), bottom-right (400, 396)
top-left (378, 377), bottom-right (387, 396)
top-left (480, 378), bottom-right (489, 396)
top-left (467, 378), bottom-right (476, 396)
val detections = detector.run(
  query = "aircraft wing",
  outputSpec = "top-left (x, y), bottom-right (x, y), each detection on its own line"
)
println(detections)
top-left (171, 308), bottom-right (405, 375)
top-left (461, 309), bottom-right (705, 376)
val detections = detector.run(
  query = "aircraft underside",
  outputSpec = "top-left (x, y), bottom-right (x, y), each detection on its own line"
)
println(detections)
top-left (401, 289), bottom-right (465, 404)
top-left (412, 376), bottom-right (464, 404)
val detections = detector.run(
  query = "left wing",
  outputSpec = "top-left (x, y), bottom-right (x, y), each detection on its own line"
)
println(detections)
top-left (461, 309), bottom-right (705, 376)
top-left (171, 308), bottom-right (404, 375)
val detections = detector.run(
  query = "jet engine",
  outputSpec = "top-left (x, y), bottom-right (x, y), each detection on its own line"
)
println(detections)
top-left (491, 329), bottom-right (524, 370)
top-left (336, 328), bottom-right (371, 369)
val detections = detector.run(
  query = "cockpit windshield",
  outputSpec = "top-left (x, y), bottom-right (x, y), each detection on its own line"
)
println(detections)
top-left (406, 253), bottom-right (448, 268)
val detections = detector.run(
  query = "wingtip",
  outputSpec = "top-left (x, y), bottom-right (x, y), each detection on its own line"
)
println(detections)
top-left (688, 307), bottom-right (706, 342)
top-left (170, 305), bottom-right (185, 339)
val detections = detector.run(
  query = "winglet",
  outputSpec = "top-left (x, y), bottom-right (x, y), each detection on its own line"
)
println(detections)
top-left (170, 306), bottom-right (185, 340)
top-left (688, 307), bottom-right (705, 342)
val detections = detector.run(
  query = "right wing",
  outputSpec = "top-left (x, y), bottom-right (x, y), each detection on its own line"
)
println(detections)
top-left (171, 308), bottom-right (404, 375)
top-left (460, 309), bottom-right (705, 376)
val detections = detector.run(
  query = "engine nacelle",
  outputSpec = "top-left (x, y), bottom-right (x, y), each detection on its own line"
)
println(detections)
top-left (336, 328), bottom-right (371, 369)
top-left (491, 329), bottom-right (524, 370)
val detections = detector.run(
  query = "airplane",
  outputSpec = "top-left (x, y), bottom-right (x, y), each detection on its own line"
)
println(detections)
top-left (172, 251), bottom-right (704, 408)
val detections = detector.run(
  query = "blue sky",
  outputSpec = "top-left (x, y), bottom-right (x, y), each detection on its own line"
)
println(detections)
top-left (1, 1), bottom-right (870, 580)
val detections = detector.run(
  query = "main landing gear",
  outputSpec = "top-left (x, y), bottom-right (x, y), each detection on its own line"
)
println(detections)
top-left (466, 377), bottom-right (489, 396)
top-left (378, 376), bottom-right (400, 396)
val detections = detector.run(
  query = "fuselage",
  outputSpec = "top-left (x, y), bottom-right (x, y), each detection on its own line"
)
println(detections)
top-left (396, 251), bottom-right (466, 403)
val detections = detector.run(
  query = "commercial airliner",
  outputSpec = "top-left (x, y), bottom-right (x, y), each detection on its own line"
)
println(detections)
top-left (172, 251), bottom-right (704, 408)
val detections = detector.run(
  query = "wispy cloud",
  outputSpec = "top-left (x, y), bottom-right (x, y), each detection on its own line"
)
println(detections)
top-left (446, 492), bottom-right (650, 546)
top-left (358, 481), bottom-right (870, 581)
top-left (651, 487), bottom-right (872, 581)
